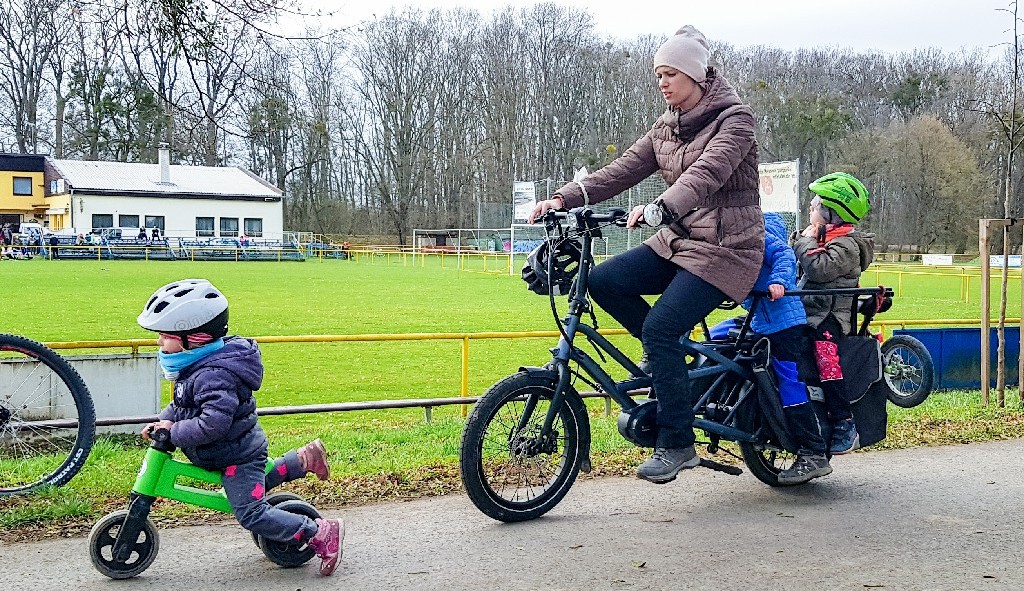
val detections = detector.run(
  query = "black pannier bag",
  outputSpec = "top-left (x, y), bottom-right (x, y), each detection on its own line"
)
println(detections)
top-left (838, 335), bottom-right (887, 447)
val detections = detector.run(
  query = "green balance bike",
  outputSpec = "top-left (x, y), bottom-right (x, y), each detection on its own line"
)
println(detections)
top-left (89, 428), bottom-right (320, 579)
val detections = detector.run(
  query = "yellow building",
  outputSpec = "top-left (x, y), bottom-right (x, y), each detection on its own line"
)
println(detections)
top-left (0, 153), bottom-right (70, 231)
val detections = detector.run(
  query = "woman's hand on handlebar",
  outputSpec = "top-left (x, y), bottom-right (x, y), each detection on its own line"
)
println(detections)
top-left (625, 204), bottom-right (646, 228)
top-left (768, 283), bottom-right (785, 301)
top-left (528, 196), bottom-right (565, 224)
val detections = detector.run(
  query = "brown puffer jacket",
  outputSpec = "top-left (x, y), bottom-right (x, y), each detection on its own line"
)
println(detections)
top-left (556, 69), bottom-right (763, 302)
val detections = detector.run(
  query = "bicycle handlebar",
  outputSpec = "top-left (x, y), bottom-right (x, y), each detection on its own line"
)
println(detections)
top-left (748, 286), bottom-right (893, 298)
top-left (544, 207), bottom-right (628, 226)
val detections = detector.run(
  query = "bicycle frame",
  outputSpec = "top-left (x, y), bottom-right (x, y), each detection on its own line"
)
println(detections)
top-left (132, 444), bottom-right (276, 513)
top-left (111, 432), bottom-right (275, 563)
top-left (533, 207), bottom-right (893, 448)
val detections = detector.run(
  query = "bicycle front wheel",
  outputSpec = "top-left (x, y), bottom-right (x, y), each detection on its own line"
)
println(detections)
top-left (459, 372), bottom-right (587, 522)
top-left (0, 334), bottom-right (95, 495)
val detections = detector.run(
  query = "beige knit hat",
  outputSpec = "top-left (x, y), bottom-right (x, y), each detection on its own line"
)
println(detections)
top-left (653, 25), bottom-right (710, 83)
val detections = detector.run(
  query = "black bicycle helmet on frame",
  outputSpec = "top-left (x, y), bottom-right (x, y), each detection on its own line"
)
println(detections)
top-left (521, 239), bottom-right (583, 296)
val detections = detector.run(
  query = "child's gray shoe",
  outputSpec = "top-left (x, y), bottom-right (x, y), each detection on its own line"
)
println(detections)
top-left (778, 453), bottom-right (833, 485)
top-left (637, 446), bottom-right (700, 483)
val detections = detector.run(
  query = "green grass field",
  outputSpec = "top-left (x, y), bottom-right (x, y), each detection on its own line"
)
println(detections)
top-left (1, 255), bottom-right (1023, 537)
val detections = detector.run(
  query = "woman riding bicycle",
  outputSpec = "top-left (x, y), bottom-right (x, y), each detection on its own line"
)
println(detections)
top-left (529, 25), bottom-right (763, 483)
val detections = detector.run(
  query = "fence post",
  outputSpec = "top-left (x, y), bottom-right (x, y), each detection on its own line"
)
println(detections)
top-left (461, 336), bottom-right (470, 417)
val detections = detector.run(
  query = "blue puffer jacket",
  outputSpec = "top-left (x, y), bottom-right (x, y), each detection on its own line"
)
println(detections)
top-left (158, 336), bottom-right (268, 470)
top-left (742, 212), bottom-right (807, 335)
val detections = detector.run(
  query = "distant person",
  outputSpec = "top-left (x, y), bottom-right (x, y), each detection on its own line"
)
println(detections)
top-left (48, 234), bottom-right (59, 260)
top-left (1, 223), bottom-right (13, 259)
top-left (341, 241), bottom-right (351, 261)
top-left (150, 226), bottom-right (161, 241)
top-left (137, 227), bottom-right (147, 241)
top-left (76, 234), bottom-right (85, 246)
top-left (238, 233), bottom-right (248, 247)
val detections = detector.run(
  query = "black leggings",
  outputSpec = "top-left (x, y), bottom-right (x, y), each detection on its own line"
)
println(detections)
top-left (589, 245), bottom-right (726, 448)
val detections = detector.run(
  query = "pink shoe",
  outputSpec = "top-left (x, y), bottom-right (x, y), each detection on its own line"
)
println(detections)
top-left (297, 439), bottom-right (330, 481)
top-left (308, 517), bottom-right (345, 576)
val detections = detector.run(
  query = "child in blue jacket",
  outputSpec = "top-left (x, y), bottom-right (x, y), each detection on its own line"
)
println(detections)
top-left (742, 213), bottom-right (831, 484)
top-left (138, 279), bottom-right (344, 575)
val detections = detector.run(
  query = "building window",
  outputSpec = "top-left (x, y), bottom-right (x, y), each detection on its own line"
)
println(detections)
top-left (244, 218), bottom-right (263, 237)
top-left (145, 215), bottom-right (165, 231)
top-left (92, 214), bottom-right (114, 229)
top-left (220, 217), bottom-right (239, 237)
top-left (13, 177), bottom-right (32, 196)
top-left (196, 217), bottom-right (214, 237)
top-left (119, 214), bottom-right (140, 229)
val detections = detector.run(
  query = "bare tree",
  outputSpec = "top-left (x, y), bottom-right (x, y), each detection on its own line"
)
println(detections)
top-left (0, 0), bottom-right (63, 153)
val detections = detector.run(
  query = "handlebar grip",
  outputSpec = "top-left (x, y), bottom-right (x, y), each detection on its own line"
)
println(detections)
top-left (152, 427), bottom-right (171, 443)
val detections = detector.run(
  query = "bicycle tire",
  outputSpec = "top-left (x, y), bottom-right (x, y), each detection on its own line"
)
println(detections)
top-left (89, 510), bottom-right (160, 579)
top-left (459, 372), bottom-right (588, 522)
top-left (735, 395), bottom-right (799, 487)
top-left (0, 333), bottom-right (96, 495)
top-left (881, 335), bottom-right (934, 408)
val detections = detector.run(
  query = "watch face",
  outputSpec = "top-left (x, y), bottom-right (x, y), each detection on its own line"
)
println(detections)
top-left (644, 202), bottom-right (663, 226)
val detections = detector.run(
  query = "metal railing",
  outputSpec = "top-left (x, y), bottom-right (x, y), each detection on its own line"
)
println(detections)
top-left (39, 318), bottom-right (1012, 427)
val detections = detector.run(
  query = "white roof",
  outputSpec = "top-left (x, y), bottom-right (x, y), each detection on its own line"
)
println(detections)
top-left (50, 159), bottom-right (282, 198)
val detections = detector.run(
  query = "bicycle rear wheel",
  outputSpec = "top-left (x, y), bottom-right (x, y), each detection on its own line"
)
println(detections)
top-left (0, 334), bottom-right (95, 495)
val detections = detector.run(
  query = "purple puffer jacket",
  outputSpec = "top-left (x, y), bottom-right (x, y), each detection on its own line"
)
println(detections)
top-left (159, 336), bottom-right (268, 470)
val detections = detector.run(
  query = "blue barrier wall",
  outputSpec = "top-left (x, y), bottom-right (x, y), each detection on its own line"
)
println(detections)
top-left (892, 327), bottom-right (1020, 389)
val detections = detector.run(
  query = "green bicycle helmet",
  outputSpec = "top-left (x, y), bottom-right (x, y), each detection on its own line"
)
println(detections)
top-left (808, 172), bottom-right (870, 224)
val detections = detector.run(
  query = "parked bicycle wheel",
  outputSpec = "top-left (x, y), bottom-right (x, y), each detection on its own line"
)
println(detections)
top-left (0, 334), bottom-right (95, 495)
top-left (460, 372), bottom-right (589, 522)
top-left (881, 335), bottom-right (934, 408)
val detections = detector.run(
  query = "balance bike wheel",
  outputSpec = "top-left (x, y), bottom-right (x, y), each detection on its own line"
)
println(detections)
top-left (257, 499), bottom-right (320, 568)
top-left (251, 492), bottom-right (307, 546)
top-left (89, 510), bottom-right (160, 579)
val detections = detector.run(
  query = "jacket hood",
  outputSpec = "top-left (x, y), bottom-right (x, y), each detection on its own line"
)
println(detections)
top-left (763, 212), bottom-right (788, 244)
top-left (188, 336), bottom-right (263, 390)
top-left (852, 230), bottom-right (875, 271)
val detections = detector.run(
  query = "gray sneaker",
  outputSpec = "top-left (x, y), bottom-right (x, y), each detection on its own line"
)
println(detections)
top-left (778, 453), bottom-right (833, 485)
top-left (637, 446), bottom-right (700, 483)
top-left (637, 351), bottom-right (652, 375)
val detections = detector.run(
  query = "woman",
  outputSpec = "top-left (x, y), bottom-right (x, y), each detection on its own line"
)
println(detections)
top-left (529, 25), bottom-right (764, 483)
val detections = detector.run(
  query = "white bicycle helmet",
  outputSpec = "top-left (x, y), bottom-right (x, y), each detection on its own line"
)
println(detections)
top-left (137, 279), bottom-right (229, 348)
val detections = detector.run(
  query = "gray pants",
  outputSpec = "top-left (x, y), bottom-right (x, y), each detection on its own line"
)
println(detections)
top-left (222, 449), bottom-right (318, 543)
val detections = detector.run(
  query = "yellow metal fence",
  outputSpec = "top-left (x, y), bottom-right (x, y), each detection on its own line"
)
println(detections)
top-left (44, 319), bottom-right (1015, 410)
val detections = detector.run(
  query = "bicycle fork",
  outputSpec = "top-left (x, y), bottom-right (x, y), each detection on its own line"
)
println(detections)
top-left (112, 493), bottom-right (155, 562)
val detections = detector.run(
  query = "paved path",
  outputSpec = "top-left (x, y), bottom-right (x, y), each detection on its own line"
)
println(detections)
top-left (4, 440), bottom-right (1024, 591)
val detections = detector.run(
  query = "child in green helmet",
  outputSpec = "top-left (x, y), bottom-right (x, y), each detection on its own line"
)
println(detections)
top-left (792, 172), bottom-right (874, 455)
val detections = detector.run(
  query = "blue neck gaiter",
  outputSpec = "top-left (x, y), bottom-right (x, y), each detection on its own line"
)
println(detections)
top-left (158, 338), bottom-right (225, 380)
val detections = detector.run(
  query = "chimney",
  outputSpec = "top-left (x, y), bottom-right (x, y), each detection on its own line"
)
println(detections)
top-left (158, 143), bottom-right (170, 183)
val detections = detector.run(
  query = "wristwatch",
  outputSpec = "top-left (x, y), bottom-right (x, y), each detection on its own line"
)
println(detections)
top-left (643, 201), bottom-right (665, 226)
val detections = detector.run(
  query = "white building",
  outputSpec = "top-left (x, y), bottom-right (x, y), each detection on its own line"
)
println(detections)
top-left (48, 149), bottom-right (283, 239)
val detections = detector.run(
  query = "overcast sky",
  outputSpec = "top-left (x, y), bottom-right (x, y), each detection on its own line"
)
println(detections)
top-left (304, 0), bottom-right (1013, 56)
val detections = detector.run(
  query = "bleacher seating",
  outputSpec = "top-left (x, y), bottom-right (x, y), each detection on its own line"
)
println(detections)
top-left (176, 237), bottom-right (305, 262)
